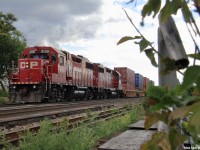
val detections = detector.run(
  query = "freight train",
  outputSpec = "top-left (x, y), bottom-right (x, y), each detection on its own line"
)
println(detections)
top-left (9, 46), bottom-right (154, 103)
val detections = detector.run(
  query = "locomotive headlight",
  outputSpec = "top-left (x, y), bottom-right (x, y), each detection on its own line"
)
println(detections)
top-left (13, 86), bottom-right (16, 89)
top-left (33, 85), bottom-right (37, 89)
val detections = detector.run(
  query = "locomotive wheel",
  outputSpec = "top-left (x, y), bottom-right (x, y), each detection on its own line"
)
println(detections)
top-left (102, 91), bottom-right (107, 99)
top-left (9, 88), bottom-right (18, 103)
top-left (86, 90), bottom-right (93, 100)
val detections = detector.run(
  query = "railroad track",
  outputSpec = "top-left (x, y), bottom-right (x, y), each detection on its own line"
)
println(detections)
top-left (0, 98), bottom-right (144, 148)
top-left (1, 105), bottom-right (137, 148)
top-left (0, 101), bottom-right (110, 128)
top-left (0, 98), bottom-right (142, 128)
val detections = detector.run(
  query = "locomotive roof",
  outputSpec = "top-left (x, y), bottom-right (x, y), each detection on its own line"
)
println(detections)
top-left (24, 46), bottom-right (65, 55)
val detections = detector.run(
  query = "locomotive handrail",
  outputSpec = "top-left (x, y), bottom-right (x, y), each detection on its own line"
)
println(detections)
top-left (43, 64), bottom-right (53, 92)
top-left (47, 64), bottom-right (53, 81)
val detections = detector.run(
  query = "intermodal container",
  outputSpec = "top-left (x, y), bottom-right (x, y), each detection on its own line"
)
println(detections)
top-left (135, 73), bottom-right (143, 90)
top-left (114, 67), bottom-right (135, 90)
top-left (143, 77), bottom-right (150, 91)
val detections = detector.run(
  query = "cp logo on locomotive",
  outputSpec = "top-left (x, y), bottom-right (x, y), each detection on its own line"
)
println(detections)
top-left (20, 61), bottom-right (38, 69)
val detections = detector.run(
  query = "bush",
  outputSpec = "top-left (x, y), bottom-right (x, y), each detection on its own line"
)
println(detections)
top-left (0, 97), bottom-right (9, 104)
top-left (0, 90), bottom-right (9, 104)
top-left (0, 90), bottom-right (8, 97)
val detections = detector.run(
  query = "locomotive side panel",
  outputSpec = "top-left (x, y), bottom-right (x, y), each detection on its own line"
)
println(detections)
top-left (72, 57), bottom-right (82, 86)
top-left (77, 55), bottom-right (93, 87)
top-left (85, 61), bottom-right (93, 87)
top-left (105, 68), bottom-right (112, 89)
top-left (52, 53), bottom-right (66, 84)
top-left (93, 63), bottom-right (106, 88)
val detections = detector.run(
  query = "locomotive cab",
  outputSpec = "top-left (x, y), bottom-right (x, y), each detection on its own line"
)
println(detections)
top-left (9, 46), bottom-right (66, 103)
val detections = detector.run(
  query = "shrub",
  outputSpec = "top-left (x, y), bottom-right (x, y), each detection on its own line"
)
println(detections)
top-left (0, 90), bottom-right (8, 97)
top-left (0, 97), bottom-right (9, 104)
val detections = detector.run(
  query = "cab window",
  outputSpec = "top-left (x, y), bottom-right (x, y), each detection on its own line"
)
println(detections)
top-left (59, 56), bottom-right (64, 66)
top-left (30, 53), bottom-right (49, 59)
top-left (30, 54), bottom-right (39, 58)
top-left (51, 54), bottom-right (57, 63)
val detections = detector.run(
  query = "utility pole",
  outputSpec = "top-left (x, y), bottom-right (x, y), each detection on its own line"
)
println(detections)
top-left (158, 15), bottom-right (189, 131)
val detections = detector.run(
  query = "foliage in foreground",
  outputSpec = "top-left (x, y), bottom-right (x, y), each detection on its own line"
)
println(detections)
top-left (142, 85), bottom-right (200, 149)
top-left (117, 0), bottom-right (200, 149)
top-left (1, 104), bottom-right (144, 150)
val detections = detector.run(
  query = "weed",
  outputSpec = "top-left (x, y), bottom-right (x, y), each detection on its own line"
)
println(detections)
top-left (0, 90), bottom-right (8, 97)
top-left (110, 108), bottom-right (118, 113)
top-left (0, 130), bottom-right (14, 150)
top-left (85, 109), bottom-right (93, 118)
top-left (15, 105), bottom-right (144, 150)
top-left (0, 90), bottom-right (9, 104)
top-left (0, 97), bottom-right (9, 104)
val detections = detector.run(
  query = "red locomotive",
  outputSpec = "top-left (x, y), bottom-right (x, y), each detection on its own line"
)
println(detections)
top-left (9, 46), bottom-right (124, 103)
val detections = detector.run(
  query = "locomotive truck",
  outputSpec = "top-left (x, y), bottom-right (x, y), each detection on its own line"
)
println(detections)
top-left (9, 46), bottom-right (123, 103)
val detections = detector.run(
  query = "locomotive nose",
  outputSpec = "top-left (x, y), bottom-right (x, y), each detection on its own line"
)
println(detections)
top-left (18, 59), bottom-right (44, 83)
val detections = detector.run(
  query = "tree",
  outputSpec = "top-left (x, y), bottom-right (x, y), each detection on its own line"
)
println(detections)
top-left (118, 0), bottom-right (200, 149)
top-left (0, 12), bottom-right (27, 79)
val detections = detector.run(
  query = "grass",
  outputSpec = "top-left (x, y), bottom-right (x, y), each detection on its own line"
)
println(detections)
top-left (2, 104), bottom-right (145, 150)
top-left (0, 90), bottom-right (9, 104)
top-left (0, 90), bottom-right (8, 97)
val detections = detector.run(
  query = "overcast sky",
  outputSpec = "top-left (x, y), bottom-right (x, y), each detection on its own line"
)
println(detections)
top-left (1, 0), bottom-right (199, 85)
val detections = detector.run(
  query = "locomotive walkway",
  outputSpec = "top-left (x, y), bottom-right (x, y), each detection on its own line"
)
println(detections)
top-left (98, 120), bottom-right (158, 150)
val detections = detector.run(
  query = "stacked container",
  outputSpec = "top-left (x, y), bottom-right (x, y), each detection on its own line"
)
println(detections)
top-left (135, 73), bottom-right (143, 91)
top-left (114, 67), bottom-right (135, 91)
top-left (143, 77), bottom-right (150, 92)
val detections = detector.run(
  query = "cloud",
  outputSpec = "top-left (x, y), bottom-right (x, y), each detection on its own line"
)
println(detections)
top-left (0, 0), bottom-right (103, 47)
top-left (2, 0), bottom-right (196, 85)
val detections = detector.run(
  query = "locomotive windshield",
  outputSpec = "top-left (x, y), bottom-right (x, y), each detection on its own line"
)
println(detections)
top-left (30, 53), bottom-right (49, 60)
top-left (28, 49), bottom-right (50, 60)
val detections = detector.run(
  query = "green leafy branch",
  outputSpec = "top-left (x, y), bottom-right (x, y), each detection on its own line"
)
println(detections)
top-left (144, 84), bottom-right (200, 147)
top-left (117, 9), bottom-right (184, 75)
top-left (117, 9), bottom-right (159, 67)
top-left (141, 0), bottom-right (200, 36)
top-left (118, 0), bottom-right (200, 149)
